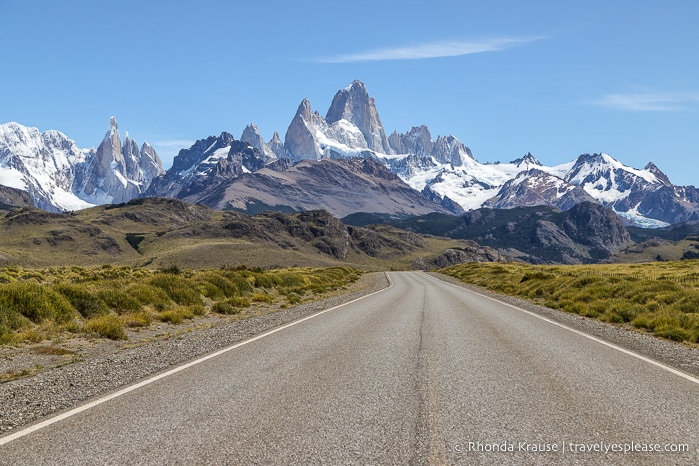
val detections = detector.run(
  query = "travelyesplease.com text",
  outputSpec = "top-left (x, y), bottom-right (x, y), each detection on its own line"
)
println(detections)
top-left (454, 440), bottom-right (690, 455)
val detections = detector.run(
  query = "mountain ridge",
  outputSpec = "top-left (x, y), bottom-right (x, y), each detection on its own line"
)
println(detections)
top-left (2, 80), bottom-right (698, 227)
top-left (0, 118), bottom-right (163, 211)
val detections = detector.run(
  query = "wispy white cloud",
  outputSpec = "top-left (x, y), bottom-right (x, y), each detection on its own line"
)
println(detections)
top-left (592, 92), bottom-right (699, 112)
top-left (153, 139), bottom-right (195, 150)
top-left (151, 139), bottom-right (195, 154)
top-left (312, 36), bottom-right (544, 64)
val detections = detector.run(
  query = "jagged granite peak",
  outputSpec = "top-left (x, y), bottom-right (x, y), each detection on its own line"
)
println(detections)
top-left (284, 98), bottom-right (328, 160)
top-left (644, 162), bottom-right (672, 186)
top-left (144, 134), bottom-right (267, 199)
top-left (325, 80), bottom-right (394, 155)
top-left (267, 131), bottom-right (288, 159)
top-left (511, 152), bottom-right (541, 167)
top-left (79, 117), bottom-right (162, 204)
top-left (389, 126), bottom-right (433, 156)
top-left (140, 142), bottom-right (164, 175)
top-left (168, 132), bottom-right (236, 175)
top-left (121, 133), bottom-right (142, 181)
top-left (241, 123), bottom-right (278, 162)
top-left (81, 117), bottom-right (130, 202)
top-left (432, 135), bottom-right (473, 166)
top-left (297, 98), bottom-right (314, 120)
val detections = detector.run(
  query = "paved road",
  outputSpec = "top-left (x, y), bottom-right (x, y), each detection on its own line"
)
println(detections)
top-left (1, 271), bottom-right (698, 464)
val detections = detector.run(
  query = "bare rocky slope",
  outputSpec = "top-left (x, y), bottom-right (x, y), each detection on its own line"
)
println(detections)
top-left (344, 202), bottom-right (632, 265)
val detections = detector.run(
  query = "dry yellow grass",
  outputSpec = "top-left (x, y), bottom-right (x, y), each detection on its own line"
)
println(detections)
top-left (442, 260), bottom-right (699, 344)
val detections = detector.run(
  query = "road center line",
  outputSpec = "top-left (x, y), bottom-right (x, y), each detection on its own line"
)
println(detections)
top-left (437, 273), bottom-right (699, 386)
top-left (0, 273), bottom-right (394, 446)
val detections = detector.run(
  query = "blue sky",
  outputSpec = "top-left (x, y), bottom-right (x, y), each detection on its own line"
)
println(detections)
top-left (1, 0), bottom-right (698, 186)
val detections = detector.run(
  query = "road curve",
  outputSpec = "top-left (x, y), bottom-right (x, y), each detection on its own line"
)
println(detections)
top-left (1, 271), bottom-right (698, 464)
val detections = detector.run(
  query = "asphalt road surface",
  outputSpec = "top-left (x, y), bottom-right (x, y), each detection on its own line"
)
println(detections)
top-left (1, 271), bottom-right (698, 465)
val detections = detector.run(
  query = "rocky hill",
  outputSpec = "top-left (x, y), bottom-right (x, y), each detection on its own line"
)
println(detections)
top-left (344, 202), bottom-right (632, 265)
top-left (0, 198), bottom-right (483, 270)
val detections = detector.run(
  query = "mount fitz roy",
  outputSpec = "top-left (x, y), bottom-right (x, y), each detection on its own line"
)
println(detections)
top-left (1, 80), bottom-right (699, 227)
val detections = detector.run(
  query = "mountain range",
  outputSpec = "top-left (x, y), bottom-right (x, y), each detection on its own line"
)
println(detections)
top-left (1, 80), bottom-right (698, 228)
top-left (0, 118), bottom-right (163, 212)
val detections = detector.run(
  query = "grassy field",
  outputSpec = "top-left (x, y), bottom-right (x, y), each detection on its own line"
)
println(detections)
top-left (441, 260), bottom-right (699, 344)
top-left (0, 265), bottom-right (361, 346)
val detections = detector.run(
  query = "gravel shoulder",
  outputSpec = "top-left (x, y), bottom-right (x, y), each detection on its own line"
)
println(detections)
top-left (430, 271), bottom-right (699, 379)
top-left (0, 272), bottom-right (389, 436)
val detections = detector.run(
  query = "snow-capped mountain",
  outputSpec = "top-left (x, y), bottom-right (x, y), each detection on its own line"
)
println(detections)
top-left (0, 118), bottom-right (163, 211)
top-left (240, 123), bottom-right (286, 161)
top-left (483, 168), bottom-right (597, 211)
top-left (79, 117), bottom-right (164, 204)
top-left (143, 131), bottom-right (274, 200)
top-left (0, 122), bottom-right (93, 211)
top-left (276, 81), bottom-right (699, 227)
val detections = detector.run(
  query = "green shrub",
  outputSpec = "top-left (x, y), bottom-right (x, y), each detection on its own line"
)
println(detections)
top-left (193, 271), bottom-right (241, 299)
top-left (0, 282), bottom-right (77, 323)
top-left (600, 310), bottom-right (624, 324)
top-left (654, 326), bottom-right (691, 342)
top-left (97, 287), bottom-right (142, 314)
top-left (0, 304), bottom-right (29, 332)
top-left (187, 303), bottom-right (206, 316)
top-left (560, 301), bottom-right (586, 315)
top-left (286, 293), bottom-right (302, 305)
top-left (673, 294), bottom-right (699, 313)
top-left (54, 283), bottom-right (108, 318)
top-left (614, 303), bottom-right (645, 323)
top-left (252, 273), bottom-right (276, 289)
top-left (158, 307), bottom-right (195, 324)
top-left (212, 301), bottom-right (238, 315)
top-left (85, 314), bottom-right (126, 340)
top-left (122, 311), bottom-right (152, 328)
top-left (128, 284), bottom-right (171, 310)
top-left (212, 297), bottom-right (250, 315)
top-left (228, 297), bottom-right (250, 307)
top-left (520, 272), bottom-right (554, 283)
top-left (148, 274), bottom-right (201, 305)
top-left (251, 293), bottom-right (275, 304)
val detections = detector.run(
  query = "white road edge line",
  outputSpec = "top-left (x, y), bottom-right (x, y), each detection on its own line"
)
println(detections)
top-left (438, 273), bottom-right (699, 386)
top-left (0, 272), bottom-right (395, 446)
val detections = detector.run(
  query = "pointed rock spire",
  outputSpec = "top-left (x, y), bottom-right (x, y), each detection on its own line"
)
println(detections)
top-left (241, 123), bottom-right (277, 162)
top-left (285, 98), bottom-right (327, 160)
top-left (268, 132), bottom-right (288, 159)
top-left (644, 162), bottom-right (672, 186)
top-left (80, 117), bottom-right (163, 203)
top-left (325, 80), bottom-right (393, 154)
